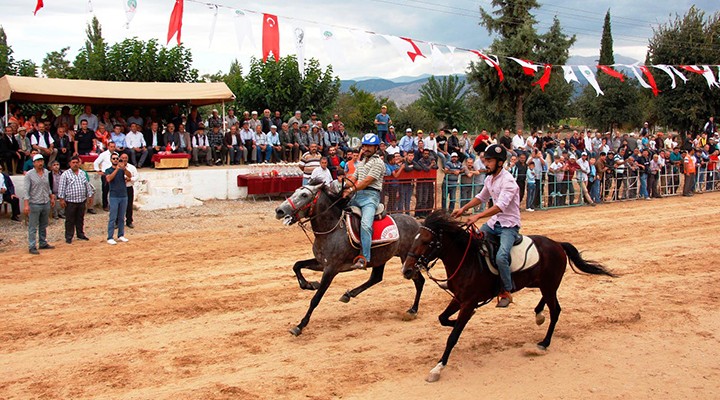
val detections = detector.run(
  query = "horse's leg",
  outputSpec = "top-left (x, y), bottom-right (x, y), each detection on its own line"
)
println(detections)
top-left (293, 258), bottom-right (323, 290)
top-left (406, 272), bottom-right (425, 317)
top-left (537, 291), bottom-right (561, 350)
top-left (339, 265), bottom-right (385, 303)
top-left (290, 267), bottom-right (338, 336)
top-left (427, 304), bottom-right (475, 382)
top-left (438, 298), bottom-right (462, 327)
top-left (534, 298), bottom-right (546, 326)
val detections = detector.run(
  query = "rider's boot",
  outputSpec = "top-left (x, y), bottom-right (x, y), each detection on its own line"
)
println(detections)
top-left (496, 291), bottom-right (513, 308)
top-left (351, 255), bottom-right (367, 270)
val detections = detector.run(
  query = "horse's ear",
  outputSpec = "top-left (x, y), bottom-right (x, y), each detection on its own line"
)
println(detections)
top-left (307, 176), bottom-right (324, 186)
top-left (326, 180), bottom-right (342, 196)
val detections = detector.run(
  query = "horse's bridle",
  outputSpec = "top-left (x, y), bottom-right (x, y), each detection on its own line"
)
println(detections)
top-left (407, 226), bottom-right (443, 272)
top-left (286, 186), bottom-right (320, 219)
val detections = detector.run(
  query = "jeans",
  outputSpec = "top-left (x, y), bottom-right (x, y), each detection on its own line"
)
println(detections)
top-left (526, 183), bottom-right (536, 209)
top-left (256, 146), bottom-right (273, 162)
top-left (481, 221), bottom-right (519, 292)
top-left (640, 174), bottom-right (648, 198)
top-left (590, 180), bottom-right (601, 203)
top-left (108, 196), bottom-right (128, 239)
top-left (349, 189), bottom-right (381, 261)
top-left (399, 183), bottom-right (414, 214)
top-left (28, 202), bottom-right (50, 250)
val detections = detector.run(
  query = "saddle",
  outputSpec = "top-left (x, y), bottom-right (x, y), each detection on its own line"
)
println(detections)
top-left (480, 233), bottom-right (539, 275)
top-left (344, 205), bottom-right (400, 249)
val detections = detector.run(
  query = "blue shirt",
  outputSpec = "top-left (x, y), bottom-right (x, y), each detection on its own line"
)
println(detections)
top-left (375, 113), bottom-right (390, 132)
top-left (111, 132), bottom-right (127, 148)
top-left (105, 167), bottom-right (128, 198)
top-left (398, 135), bottom-right (415, 153)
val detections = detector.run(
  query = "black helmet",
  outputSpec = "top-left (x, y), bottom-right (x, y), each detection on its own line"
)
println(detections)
top-left (484, 144), bottom-right (508, 162)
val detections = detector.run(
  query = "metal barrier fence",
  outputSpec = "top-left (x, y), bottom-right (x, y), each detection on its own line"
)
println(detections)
top-left (382, 170), bottom-right (438, 217)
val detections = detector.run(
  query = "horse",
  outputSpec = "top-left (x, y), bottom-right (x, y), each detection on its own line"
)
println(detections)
top-left (275, 179), bottom-right (424, 336)
top-left (401, 211), bottom-right (617, 382)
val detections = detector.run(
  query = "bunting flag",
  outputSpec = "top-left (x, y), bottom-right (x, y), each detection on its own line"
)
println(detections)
top-left (653, 64), bottom-right (677, 89)
top-left (669, 66), bottom-right (688, 84)
top-left (233, 10), bottom-right (256, 52)
top-left (208, 5), bottom-right (219, 47)
top-left (166, 0), bottom-right (184, 45)
top-left (446, 45), bottom-right (457, 74)
top-left (597, 65), bottom-right (625, 82)
top-left (430, 43), bottom-right (451, 71)
top-left (262, 13), bottom-right (280, 63)
top-left (294, 26), bottom-right (305, 78)
top-left (87, 0), bottom-right (93, 12)
top-left (578, 65), bottom-right (604, 96)
top-left (123, 0), bottom-right (137, 29)
top-left (508, 57), bottom-right (539, 76)
top-left (34, 0), bottom-right (44, 15)
top-left (350, 30), bottom-right (373, 50)
top-left (562, 66), bottom-right (580, 84)
top-left (532, 64), bottom-right (552, 91)
top-left (680, 65), bottom-right (704, 74)
top-left (630, 66), bottom-right (653, 90)
top-left (639, 65), bottom-right (660, 96)
top-left (399, 37), bottom-right (426, 62)
top-left (321, 28), bottom-right (346, 65)
top-left (700, 65), bottom-right (719, 88)
top-left (470, 50), bottom-right (504, 81)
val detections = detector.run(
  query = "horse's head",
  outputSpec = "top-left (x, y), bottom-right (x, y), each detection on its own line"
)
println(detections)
top-left (275, 178), bottom-right (343, 225)
top-left (402, 225), bottom-right (443, 280)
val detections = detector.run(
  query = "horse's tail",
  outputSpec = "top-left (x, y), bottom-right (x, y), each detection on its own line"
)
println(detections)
top-left (561, 242), bottom-right (617, 278)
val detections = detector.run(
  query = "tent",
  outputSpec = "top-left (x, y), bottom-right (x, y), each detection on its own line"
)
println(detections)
top-left (0, 75), bottom-right (235, 106)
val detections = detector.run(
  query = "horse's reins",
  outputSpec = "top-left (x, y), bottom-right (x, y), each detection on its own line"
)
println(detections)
top-left (290, 180), bottom-right (358, 245)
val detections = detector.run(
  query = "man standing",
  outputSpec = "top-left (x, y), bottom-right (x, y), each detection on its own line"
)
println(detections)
top-left (682, 149), bottom-right (695, 196)
top-left (24, 154), bottom-right (56, 254)
top-left (125, 123), bottom-right (148, 167)
top-left (94, 141), bottom-right (117, 211)
top-left (374, 105), bottom-right (392, 143)
top-left (74, 119), bottom-right (96, 156)
top-left (451, 144), bottom-right (519, 307)
top-left (443, 152), bottom-right (463, 211)
top-left (58, 156), bottom-right (94, 243)
top-left (119, 153), bottom-right (138, 228)
top-left (105, 152), bottom-right (131, 244)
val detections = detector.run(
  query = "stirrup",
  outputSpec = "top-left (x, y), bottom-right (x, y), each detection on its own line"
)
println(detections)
top-left (496, 291), bottom-right (513, 308)
top-left (352, 256), bottom-right (368, 270)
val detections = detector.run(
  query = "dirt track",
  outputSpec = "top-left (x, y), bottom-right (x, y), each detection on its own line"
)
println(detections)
top-left (1, 194), bottom-right (719, 399)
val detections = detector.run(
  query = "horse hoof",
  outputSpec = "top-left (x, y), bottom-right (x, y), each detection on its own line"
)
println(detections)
top-left (536, 343), bottom-right (548, 351)
top-left (402, 310), bottom-right (418, 321)
top-left (289, 326), bottom-right (302, 336)
top-left (535, 313), bottom-right (545, 326)
top-left (426, 372), bottom-right (441, 383)
top-left (339, 293), bottom-right (351, 303)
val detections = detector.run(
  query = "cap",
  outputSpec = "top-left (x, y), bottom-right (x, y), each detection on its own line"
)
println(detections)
top-left (270, 125), bottom-right (277, 129)
top-left (451, 128), bottom-right (458, 133)
top-left (417, 130), bottom-right (423, 134)
top-left (581, 152), bottom-right (588, 156)
top-left (242, 120), bottom-right (249, 125)
top-left (462, 130), bottom-right (468, 134)
top-left (450, 152), bottom-right (458, 158)
top-left (18, 126), bottom-right (27, 132)
top-left (406, 128), bottom-right (412, 133)
top-left (327, 123), bottom-right (333, 127)
top-left (33, 154), bottom-right (44, 161)
top-left (389, 125), bottom-right (395, 129)
top-left (560, 140), bottom-right (566, 144)
top-left (251, 111), bottom-right (258, 115)
top-left (537, 130), bottom-right (543, 134)
top-left (295, 110), bottom-right (302, 114)
top-left (381, 105), bottom-right (387, 109)
top-left (569, 154), bottom-right (577, 159)
top-left (212, 108), bottom-right (218, 113)
top-left (311, 112), bottom-right (317, 116)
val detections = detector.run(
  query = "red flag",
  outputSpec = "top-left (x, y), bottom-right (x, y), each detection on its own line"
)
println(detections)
top-left (469, 50), bottom-right (504, 82)
top-left (532, 64), bottom-right (552, 91)
top-left (262, 13), bottom-right (280, 63)
top-left (680, 65), bottom-right (704, 74)
top-left (597, 65), bottom-right (625, 82)
top-left (34, 0), bottom-right (44, 15)
top-left (639, 66), bottom-right (660, 96)
top-left (508, 57), bottom-right (538, 76)
top-left (399, 37), bottom-right (426, 62)
top-left (166, 0), bottom-right (184, 45)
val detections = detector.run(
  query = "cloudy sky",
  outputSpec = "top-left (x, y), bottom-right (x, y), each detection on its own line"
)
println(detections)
top-left (2, 0), bottom-right (717, 80)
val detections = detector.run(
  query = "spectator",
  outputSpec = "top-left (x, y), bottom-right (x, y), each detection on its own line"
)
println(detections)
top-left (528, 149), bottom-right (545, 209)
top-left (473, 128), bottom-right (491, 154)
top-left (344, 150), bottom-right (357, 176)
top-left (267, 125), bottom-right (282, 162)
top-left (460, 157), bottom-right (480, 210)
top-left (682, 149), bottom-right (695, 196)
top-left (125, 123), bottom-right (148, 167)
top-left (1, 124), bottom-right (21, 174)
top-left (168, 105), bottom-right (182, 129)
top-left (118, 153), bottom-right (138, 228)
top-left (78, 106), bottom-right (98, 131)
top-left (510, 153), bottom-right (528, 203)
top-left (398, 151), bottom-right (420, 214)
top-left (192, 127), bottom-right (212, 166)
top-left (126, 109), bottom-right (143, 129)
top-left (525, 130), bottom-right (538, 155)
top-left (23, 150), bottom-right (39, 173)
top-left (272, 110), bottom-right (283, 129)
top-left (30, 122), bottom-right (57, 164)
top-left (526, 160), bottom-right (537, 211)
top-left (374, 105), bottom-right (392, 143)
top-left (549, 154), bottom-right (564, 206)
top-left (499, 129), bottom-right (513, 152)
top-left (94, 124), bottom-right (111, 153)
top-left (398, 128), bottom-right (414, 156)
top-left (256, 125), bottom-right (273, 163)
top-left (73, 120), bottom-right (95, 157)
top-left (105, 152), bottom-right (131, 245)
top-left (99, 110), bottom-right (114, 133)
top-left (309, 126), bottom-right (324, 155)
top-left (637, 149), bottom-right (651, 199)
top-left (206, 108), bottom-right (223, 131)
top-left (325, 123), bottom-right (339, 151)
top-left (57, 156), bottom-right (94, 243)
top-left (387, 125), bottom-right (397, 143)
top-left (337, 123), bottom-right (350, 154)
top-left (223, 108), bottom-right (238, 131)
top-left (512, 129), bottom-right (526, 156)
top-left (442, 152), bottom-right (463, 212)
top-left (310, 157), bottom-right (333, 185)
top-left (299, 143), bottom-right (322, 185)
top-left (143, 121), bottom-right (165, 165)
top-left (703, 116), bottom-right (716, 135)
top-left (176, 124), bottom-right (192, 154)
top-left (383, 153), bottom-right (402, 211)
top-left (288, 110), bottom-right (303, 127)
top-left (614, 148), bottom-right (628, 200)
top-left (225, 124), bottom-right (245, 165)
top-left (187, 106), bottom-right (202, 134)
top-left (279, 122), bottom-right (298, 162)
top-left (327, 146), bottom-right (342, 179)
top-left (330, 114), bottom-right (343, 133)
top-left (460, 131), bottom-right (473, 159)
top-left (49, 161), bottom-right (64, 219)
top-left (54, 106), bottom-right (75, 131)
top-left (649, 152), bottom-right (662, 198)
top-left (414, 130), bottom-right (425, 152)
top-left (415, 148), bottom-right (438, 217)
top-left (589, 156), bottom-right (601, 203)
top-left (239, 121), bottom-right (256, 164)
top-left (0, 164), bottom-right (21, 221)
top-left (208, 125), bottom-right (226, 166)
top-left (24, 154), bottom-right (56, 255)
top-left (111, 124), bottom-right (129, 156)
top-left (436, 130), bottom-right (449, 164)
top-left (447, 129), bottom-right (462, 160)
top-left (305, 112), bottom-right (318, 128)
top-left (424, 131), bottom-right (438, 155)
top-left (386, 137), bottom-right (400, 156)
top-left (260, 109), bottom-right (273, 134)
top-left (94, 141), bottom-right (117, 211)
top-left (248, 111), bottom-right (261, 132)
top-left (575, 152), bottom-right (595, 205)
top-left (111, 110), bottom-right (127, 133)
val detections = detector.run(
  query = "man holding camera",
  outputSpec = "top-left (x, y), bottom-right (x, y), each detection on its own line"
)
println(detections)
top-left (105, 152), bottom-right (132, 245)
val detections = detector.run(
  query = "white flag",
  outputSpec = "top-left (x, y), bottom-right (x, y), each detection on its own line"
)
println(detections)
top-left (233, 10), bottom-right (256, 52)
top-left (446, 45), bottom-right (457, 74)
top-left (430, 43), bottom-right (451, 71)
top-left (321, 28), bottom-right (346, 65)
top-left (123, 0), bottom-right (137, 28)
top-left (577, 65), bottom-right (604, 96)
top-left (381, 34), bottom-right (409, 58)
top-left (87, 0), bottom-right (94, 13)
top-left (508, 57), bottom-right (539, 73)
top-left (294, 26), bottom-right (305, 78)
top-left (669, 66), bottom-right (688, 84)
top-left (630, 66), bottom-right (652, 90)
top-left (349, 29), bottom-right (373, 50)
top-left (700, 65), bottom-right (719, 88)
top-left (562, 66), bottom-right (579, 84)
top-left (208, 5), bottom-right (218, 48)
top-left (653, 64), bottom-right (677, 89)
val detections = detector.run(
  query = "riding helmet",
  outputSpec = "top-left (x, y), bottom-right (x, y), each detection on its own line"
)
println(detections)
top-left (484, 144), bottom-right (508, 162)
top-left (361, 133), bottom-right (381, 146)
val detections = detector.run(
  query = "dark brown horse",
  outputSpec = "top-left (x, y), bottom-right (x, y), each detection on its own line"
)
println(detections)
top-left (402, 211), bottom-right (616, 382)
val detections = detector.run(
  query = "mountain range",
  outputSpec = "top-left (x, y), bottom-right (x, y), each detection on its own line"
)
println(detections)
top-left (340, 54), bottom-right (640, 106)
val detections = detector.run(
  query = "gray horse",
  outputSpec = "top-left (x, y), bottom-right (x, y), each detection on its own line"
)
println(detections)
top-left (275, 179), bottom-right (424, 336)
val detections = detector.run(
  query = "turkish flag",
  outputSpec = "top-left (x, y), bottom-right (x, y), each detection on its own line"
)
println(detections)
top-left (166, 0), bottom-right (184, 45)
top-left (597, 65), bottom-right (625, 82)
top-left (532, 64), bottom-right (552, 91)
top-left (34, 0), bottom-right (43, 15)
top-left (263, 13), bottom-right (280, 63)
top-left (639, 66), bottom-right (660, 96)
top-left (399, 37), bottom-right (425, 62)
top-left (680, 65), bottom-right (704, 74)
top-left (469, 50), bottom-right (504, 82)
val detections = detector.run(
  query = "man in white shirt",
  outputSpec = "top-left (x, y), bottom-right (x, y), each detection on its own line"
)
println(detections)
top-left (512, 129), bottom-right (526, 156)
top-left (256, 126), bottom-right (272, 163)
top-left (192, 128), bottom-right (212, 166)
top-left (309, 157), bottom-right (333, 185)
top-left (664, 134), bottom-right (677, 150)
top-left (584, 131), bottom-right (594, 156)
top-left (386, 137), bottom-right (401, 156)
top-left (125, 123), bottom-right (148, 167)
top-left (30, 122), bottom-right (57, 164)
top-left (239, 121), bottom-right (256, 164)
top-left (424, 131), bottom-right (438, 153)
top-left (78, 105), bottom-right (99, 131)
top-left (575, 152), bottom-right (595, 205)
top-left (93, 141), bottom-right (117, 211)
top-left (267, 125), bottom-right (282, 162)
top-left (524, 131), bottom-right (537, 153)
top-left (119, 153), bottom-right (138, 228)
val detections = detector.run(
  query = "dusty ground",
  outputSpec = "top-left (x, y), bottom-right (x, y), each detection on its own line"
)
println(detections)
top-left (0, 193), bottom-right (719, 399)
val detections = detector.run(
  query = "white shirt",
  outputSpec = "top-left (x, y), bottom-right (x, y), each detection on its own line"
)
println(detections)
top-left (550, 161), bottom-right (565, 179)
top-left (125, 131), bottom-right (146, 148)
top-left (664, 138), bottom-right (676, 149)
top-left (512, 135), bottom-right (525, 150)
top-left (584, 135), bottom-right (593, 152)
top-left (240, 129), bottom-right (256, 142)
top-left (576, 158), bottom-right (590, 182)
top-left (93, 150), bottom-right (113, 172)
top-left (310, 166), bottom-right (333, 185)
top-left (31, 131), bottom-right (54, 148)
top-left (423, 137), bottom-right (437, 152)
top-left (525, 136), bottom-right (537, 151)
top-left (125, 162), bottom-right (138, 188)
top-left (193, 134), bottom-right (209, 147)
top-left (0, 173), bottom-right (5, 192)
top-left (386, 144), bottom-right (400, 155)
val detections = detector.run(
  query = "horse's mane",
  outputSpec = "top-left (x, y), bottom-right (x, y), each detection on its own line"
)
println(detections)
top-left (423, 210), bottom-right (483, 253)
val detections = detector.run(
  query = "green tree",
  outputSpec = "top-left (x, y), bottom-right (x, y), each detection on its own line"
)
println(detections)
top-left (417, 75), bottom-right (468, 130)
top-left (576, 11), bottom-right (641, 132)
top-left (73, 16), bottom-right (107, 80)
top-left (42, 47), bottom-right (72, 78)
top-left (103, 38), bottom-right (198, 82)
top-left (15, 59), bottom-right (37, 77)
top-left (647, 6), bottom-right (720, 132)
top-left (393, 100), bottom-right (439, 133)
top-left (334, 85), bottom-right (386, 135)
top-left (468, 0), bottom-right (576, 132)
top-left (0, 26), bottom-right (15, 76)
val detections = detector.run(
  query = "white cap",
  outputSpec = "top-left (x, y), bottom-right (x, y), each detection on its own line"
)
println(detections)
top-left (327, 123), bottom-right (333, 127)
top-left (212, 108), bottom-right (218, 113)
top-left (33, 154), bottom-right (44, 161)
top-left (251, 111), bottom-right (258, 115)
top-left (295, 110), bottom-right (301, 114)
top-left (450, 152), bottom-right (458, 157)
top-left (451, 128), bottom-right (458, 133)
top-left (389, 125), bottom-right (395, 129)
top-left (462, 130), bottom-right (468, 134)
top-left (406, 128), bottom-right (412, 133)
top-left (569, 154), bottom-right (577, 159)
top-left (270, 125), bottom-right (277, 129)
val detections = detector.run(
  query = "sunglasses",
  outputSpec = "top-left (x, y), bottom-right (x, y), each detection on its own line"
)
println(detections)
top-left (111, 157), bottom-right (119, 160)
